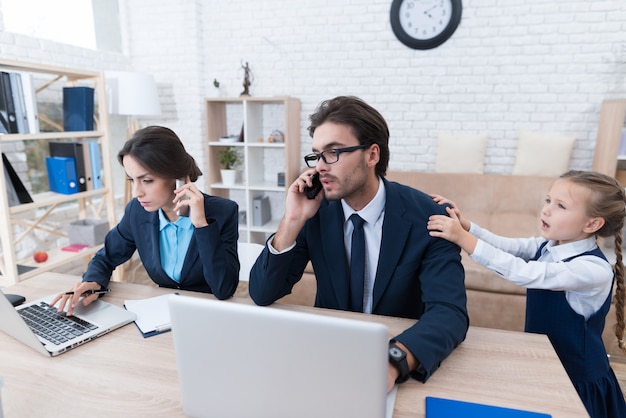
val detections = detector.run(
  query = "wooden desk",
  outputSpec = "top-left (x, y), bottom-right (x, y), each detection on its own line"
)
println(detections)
top-left (0, 273), bottom-right (588, 417)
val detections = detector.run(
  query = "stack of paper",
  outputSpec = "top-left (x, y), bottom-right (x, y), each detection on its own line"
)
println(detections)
top-left (124, 294), bottom-right (176, 338)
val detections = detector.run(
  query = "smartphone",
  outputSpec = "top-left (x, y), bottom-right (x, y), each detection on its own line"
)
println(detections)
top-left (5, 293), bottom-right (25, 307)
top-left (176, 179), bottom-right (190, 217)
top-left (304, 173), bottom-right (323, 199)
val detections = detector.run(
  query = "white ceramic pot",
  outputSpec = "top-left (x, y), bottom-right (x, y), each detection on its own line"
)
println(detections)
top-left (220, 169), bottom-right (237, 186)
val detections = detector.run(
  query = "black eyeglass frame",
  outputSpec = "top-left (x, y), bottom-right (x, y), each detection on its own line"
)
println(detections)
top-left (303, 144), bottom-right (370, 168)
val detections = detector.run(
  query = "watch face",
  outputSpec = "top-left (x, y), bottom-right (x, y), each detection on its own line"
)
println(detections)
top-left (389, 346), bottom-right (404, 359)
top-left (390, 0), bottom-right (462, 50)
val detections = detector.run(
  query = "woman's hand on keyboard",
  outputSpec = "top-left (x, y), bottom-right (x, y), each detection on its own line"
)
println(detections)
top-left (50, 281), bottom-right (102, 316)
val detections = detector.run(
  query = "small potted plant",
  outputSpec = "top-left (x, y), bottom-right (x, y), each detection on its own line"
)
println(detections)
top-left (210, 78), bottom-right (221, 97)
top-left (218, 146), bottom-right (240, 185)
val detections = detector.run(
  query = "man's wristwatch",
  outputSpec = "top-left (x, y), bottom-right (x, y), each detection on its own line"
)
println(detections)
top-left (388, 342), bottom-right (410, 383)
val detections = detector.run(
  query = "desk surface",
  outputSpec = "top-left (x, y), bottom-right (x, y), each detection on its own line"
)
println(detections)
top-left (1, 273), bottom-right (588, 418)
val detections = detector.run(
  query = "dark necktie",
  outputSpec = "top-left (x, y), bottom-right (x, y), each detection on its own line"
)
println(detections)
top-left (349, 214), bottom-right (365, 312)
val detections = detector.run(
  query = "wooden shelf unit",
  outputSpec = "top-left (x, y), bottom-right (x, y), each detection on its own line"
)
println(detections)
top-left (0, 58), bottom-right (118, 285)
top-left (592, 98), bottom-right (626, 185)
top-left (205, 96), bottom-right (301, 244)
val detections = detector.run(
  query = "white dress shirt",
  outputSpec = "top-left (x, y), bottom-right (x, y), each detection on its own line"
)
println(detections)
top-left (341, 178), bottom-right (386, 314)
top-left (469, 222), bottom-right (614, 319)
top-left (268, 178), bottom-right (386, 313)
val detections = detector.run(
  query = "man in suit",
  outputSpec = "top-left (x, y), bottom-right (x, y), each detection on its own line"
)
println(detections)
top-left (249, 96), bottom-right (468, 390)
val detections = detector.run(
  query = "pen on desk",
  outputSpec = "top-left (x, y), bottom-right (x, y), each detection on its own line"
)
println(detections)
top-left (154, 323), bottom-right (172, 333)
top-left (64, 289), bottom-right (111, 296)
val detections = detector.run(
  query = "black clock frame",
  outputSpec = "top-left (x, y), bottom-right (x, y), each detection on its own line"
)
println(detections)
top-left (390, 0), bottom-right (463, 50)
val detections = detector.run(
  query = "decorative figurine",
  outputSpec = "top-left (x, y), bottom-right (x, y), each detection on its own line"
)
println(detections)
top-left (267, 129), bottom-right (285, 143)
top-left (240, 61), bottom-right (253, 96)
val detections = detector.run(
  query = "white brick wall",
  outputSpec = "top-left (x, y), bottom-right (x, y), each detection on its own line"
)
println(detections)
top-left (122, 0), bottom-right (626, 177)
top-left (2, 0), bottom-right (626, 183)
top-left (0, 0), bottom-right (624, 271)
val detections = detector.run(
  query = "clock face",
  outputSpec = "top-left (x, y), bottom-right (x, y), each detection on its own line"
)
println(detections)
top-left (399, 0), bottom-right (453, 40)
top-left (390, 0), bottom-right (462, 50)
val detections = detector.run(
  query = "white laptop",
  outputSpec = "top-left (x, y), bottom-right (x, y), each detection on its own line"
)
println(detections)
top-left (169, 295), bottom-right (397, 418)
top-left (0, 285), bottom-right (136, 356)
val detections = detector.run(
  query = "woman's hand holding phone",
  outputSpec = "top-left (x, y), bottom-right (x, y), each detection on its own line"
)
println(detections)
top-left (176, 178), bottom-right (190, 217)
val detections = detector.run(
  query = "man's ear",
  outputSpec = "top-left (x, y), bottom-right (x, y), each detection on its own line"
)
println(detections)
top-left (583, 217), bottom-right (605, 234)
top-left (366, 144), bottom-right (380, 168)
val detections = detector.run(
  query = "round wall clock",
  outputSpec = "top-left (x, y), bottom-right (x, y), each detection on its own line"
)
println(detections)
top-left (390, 0), bottom-right (463, 50)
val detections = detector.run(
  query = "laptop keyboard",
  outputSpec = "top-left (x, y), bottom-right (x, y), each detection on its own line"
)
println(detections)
top-left (18, 302), bottom-right (98, 345)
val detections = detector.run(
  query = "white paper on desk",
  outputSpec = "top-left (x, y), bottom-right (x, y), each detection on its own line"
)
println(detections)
top-left (124, 294), bottom-right (174, 337)
top-left (386, 385), bottom-right (398, 418)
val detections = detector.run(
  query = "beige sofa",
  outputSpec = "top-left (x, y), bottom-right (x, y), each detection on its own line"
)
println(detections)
top-left (281, 171), bottom-right (623, 359)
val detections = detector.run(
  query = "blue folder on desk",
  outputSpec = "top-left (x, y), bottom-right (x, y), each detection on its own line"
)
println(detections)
top-left (426, 397), bottom-right (552, 417)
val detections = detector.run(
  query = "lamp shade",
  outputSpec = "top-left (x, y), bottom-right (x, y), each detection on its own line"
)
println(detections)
top-left (105, 71), bottom-right (161, 116)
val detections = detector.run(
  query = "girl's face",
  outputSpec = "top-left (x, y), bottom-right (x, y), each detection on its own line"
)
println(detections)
top-left (540, 178), bottom-right (600, 245)
top-left (123, 155), bottom-right (175, 215)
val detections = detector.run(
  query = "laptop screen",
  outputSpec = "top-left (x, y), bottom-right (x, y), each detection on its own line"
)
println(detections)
top-left (170, 296), bottom-right (391, 418)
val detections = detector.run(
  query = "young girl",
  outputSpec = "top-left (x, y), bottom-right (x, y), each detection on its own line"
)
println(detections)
top-left (53, 126), bottom-right (240, 315)
top-left (427, 170), bottom-right (626, 418)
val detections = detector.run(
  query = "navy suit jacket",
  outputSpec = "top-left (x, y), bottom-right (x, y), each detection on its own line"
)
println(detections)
top-left (249, 178), bottom-right (468, 381)
top-left (83, 193), bottom-right (239, 299)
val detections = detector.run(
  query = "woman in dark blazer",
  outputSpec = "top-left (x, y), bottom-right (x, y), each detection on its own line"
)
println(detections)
top-left (53, 126), bottom-right (239, 315)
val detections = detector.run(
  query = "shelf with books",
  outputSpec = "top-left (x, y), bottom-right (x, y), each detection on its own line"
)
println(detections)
top-left (0, 58), bottom-right (117, 286)
top-left (206, 96), bottom-right (301, 244)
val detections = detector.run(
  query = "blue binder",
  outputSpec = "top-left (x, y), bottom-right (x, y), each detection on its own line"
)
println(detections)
top-left (0, 71), bottom-right (18, 133)
top-left (63, 86), bottom-right (94, 131)
top-left (49, 141), bottom-right (88, 192)
top-left (88, 141), bottom-right (103, 189)
top-left (46, 156), bottom-right (79, 194)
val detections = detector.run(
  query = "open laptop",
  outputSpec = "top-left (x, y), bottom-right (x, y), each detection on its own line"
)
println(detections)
top-left (169, 295), bottom-right (396, 418)
top-left (0, 286), bottom-right (136, 356)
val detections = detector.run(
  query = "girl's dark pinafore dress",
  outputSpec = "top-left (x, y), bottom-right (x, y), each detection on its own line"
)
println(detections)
top-left (526, 244), bottom-right (626, 418)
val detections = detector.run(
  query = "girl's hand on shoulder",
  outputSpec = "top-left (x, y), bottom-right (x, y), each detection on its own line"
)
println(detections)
top-left (427, 207), bottom-right (465, 243)
top-left (430, 194), bottom-right (470, 231)
top-left (428, 207), bottom-right (478, 254)
top-left (431, 193), bottom-right (460, 212)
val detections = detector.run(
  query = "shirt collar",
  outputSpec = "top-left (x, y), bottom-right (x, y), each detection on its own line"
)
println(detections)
top-left (158, 209), bottom-right (193, 231)
top-left (542, 236), bottom-right (599, 260)
top-left (341, 176), bottom-right (386, 225)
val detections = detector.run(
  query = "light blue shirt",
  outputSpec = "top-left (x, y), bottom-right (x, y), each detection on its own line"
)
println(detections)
top-left (159, 209), bottom-right (194, 283)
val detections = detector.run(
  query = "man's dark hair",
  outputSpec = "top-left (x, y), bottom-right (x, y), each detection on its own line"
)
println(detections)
top-left (308, 96), bottom-right (390, 177)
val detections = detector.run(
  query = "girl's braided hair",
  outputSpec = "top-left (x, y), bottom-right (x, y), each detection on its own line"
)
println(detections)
top-left (560, 170), bottom-right (626, 354)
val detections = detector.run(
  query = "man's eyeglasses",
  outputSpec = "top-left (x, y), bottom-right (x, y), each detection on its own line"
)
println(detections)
top-left (303, 144), bottom-right (370, 168)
